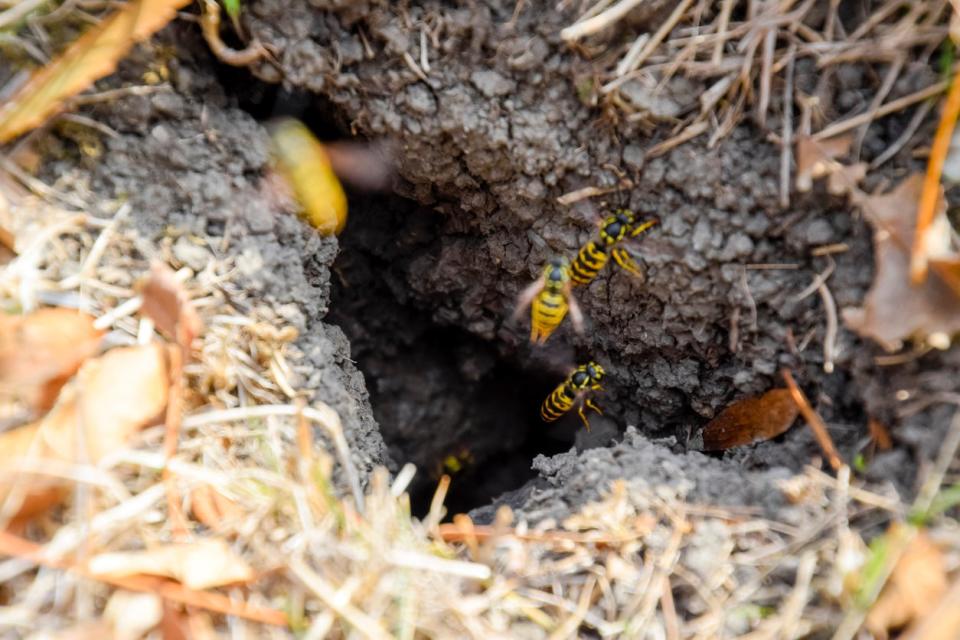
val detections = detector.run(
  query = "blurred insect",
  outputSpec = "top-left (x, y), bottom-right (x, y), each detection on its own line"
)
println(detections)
top-left (541, 361), bottom-right (606, 431)
top-left (267, 117), bottom-right (349, 236)
top-left (570, 208), bottom-right (657, 286)
top-left (432, 445), bottom-right (476, 480)
top-left (514, 257), bottom-right (584, 344)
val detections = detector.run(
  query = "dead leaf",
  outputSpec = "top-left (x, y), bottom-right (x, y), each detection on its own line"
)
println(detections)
top-left (903, 573), bottom-right (960, 640)
top-left (40, 344), bottom-right (169, 461)
top-left (701, 388), bottom-right (799, 451)
top-left (0, 0), bottom-right (192, 143)
top-left (0, 345), bottom-right (168, 520)
top-left (138, 262), bottom-right (203, 350)
top-left (88, 539), bottom-right (255, 590)
top-left (795, 134), bottom-right (853, 192)
top-left (843, 174), bottom-right (960, 351)
top-left (104, 590), bottom-right (163, 640)
top-left (826, 161), bottom-right (867, 197)
top-left (0, 308), bottom-right (103, 413)
top-left (866, 530), bottom-right (947, 636)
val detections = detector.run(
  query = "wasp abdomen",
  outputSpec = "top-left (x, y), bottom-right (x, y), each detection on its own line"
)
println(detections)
top-left (570, 241), bottom-right (607, 286)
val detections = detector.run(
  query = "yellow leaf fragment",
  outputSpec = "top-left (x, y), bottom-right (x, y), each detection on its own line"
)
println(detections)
top-left (0, 0), bottom-right (192, 143)
top-left (89, 538), bottom-right (255, 590)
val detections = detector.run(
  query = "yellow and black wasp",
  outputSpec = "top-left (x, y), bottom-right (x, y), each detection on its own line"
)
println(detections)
top-left (541, 361), bottom-right (606, 431)
top-left (514, 257), bottom-right (584, 344)
top-left (570, 209), bottom-right (657, 286)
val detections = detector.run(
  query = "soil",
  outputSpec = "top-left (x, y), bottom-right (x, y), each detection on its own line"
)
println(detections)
top-left (31, 2), bottom-right (959, 518)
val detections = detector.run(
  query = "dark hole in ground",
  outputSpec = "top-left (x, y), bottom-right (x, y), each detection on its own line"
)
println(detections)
top-left (329, 192), bottom-right (576, 517)
top-left (221, 78), bottom-right (578, 516)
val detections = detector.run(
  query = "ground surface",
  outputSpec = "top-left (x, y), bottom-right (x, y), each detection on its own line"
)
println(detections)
top-left (32, 0), bottom-right (958, 521)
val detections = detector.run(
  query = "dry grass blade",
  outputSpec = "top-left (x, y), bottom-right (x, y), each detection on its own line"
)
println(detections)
top-left (0, 0), bottom-right (192, 143)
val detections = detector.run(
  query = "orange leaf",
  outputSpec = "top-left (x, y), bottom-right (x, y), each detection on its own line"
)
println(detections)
top-left (701, 388), bottom-right (799, 451)
top-left (0, 308), bottom-right (103, 413)
top-left (138, 262), bottom-right (203, 350)
top-left (0, 344), bottom-right (168, 521)
top-left (88, 539), bottom-right (255, 590)
top-left (844, 174), bottom-right (960, 351)
top-left (0, 0), bottom-right (192, 143)
top-left (867, 530), bottom-right (948, 636)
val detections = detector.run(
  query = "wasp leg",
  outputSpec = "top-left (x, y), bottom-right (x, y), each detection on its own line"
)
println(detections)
top-left (629, 219), bottom-right (658, 238)
top-left (576, 405), bottom-right (593, 432)
top-left (611, 247), bottom-right (644, 277)
top-left (585, 398), bottom-right (604, 415)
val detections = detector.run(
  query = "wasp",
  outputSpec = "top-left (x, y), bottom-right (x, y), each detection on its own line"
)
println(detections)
top-left (569, 209), bottom-right (657, 286)
top-left (514, 257), bottom-right (584, 344)
top-left (541, 361), bottom-right (606, 431)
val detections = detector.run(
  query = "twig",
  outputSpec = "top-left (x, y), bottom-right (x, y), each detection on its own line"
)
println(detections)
top-left (0, 529), bottom-right (287, 625)
top-left (561, 0), bottom-right (648, 41)
top-left (813, 80), bottom-right (948, 141)
top-left (712, 0), bottom-right (735, 66)
top-left (913, 409), bottom-right (960, 516)
top-left (289, 557), bottom-right (392, 640)
top-left (818, 283), bottom-right (838, 374)
top-left (870, 98), bottom-right (934, 169)
top-left (0, 0), bottom-right (48, 30)
top-left (163, 344), bottom-right (189, 539)
top-left (793, 258), bottom-right (835, 301)
top-left (757, 27), bottom-right (775, 128)
top-left (182, 404), bottom-right (364, 513)
top-left (912, 67), bottom-right (960, 285)
top-left (780, 44), bottom-right (797, 207)
top-left (781, 368), bottom-right (843, 471)
top-left (624, 0), bottom-right (695, 72)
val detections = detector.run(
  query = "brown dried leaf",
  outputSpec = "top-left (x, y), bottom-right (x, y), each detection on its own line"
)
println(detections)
top-left (138, 262), bottom-right (203, 350)
top-left (866, 531), bottom-right (947, 636)
top-left (795, 134), bottom-right (853, 192)
top-left (843, 174), bottom-right (960, 351)
top-left (0, 344), bottom-right (168, 520)
top-left (701, 388), bottom-right (799, 451)
top-left (0, 0), bottom-right (192, 143)
top-left (826, 161), bottom-right (868, 197)
top-left (88, 539), bottom-right (255, 590)
top-left (0, 308), bottom-right (103, 413)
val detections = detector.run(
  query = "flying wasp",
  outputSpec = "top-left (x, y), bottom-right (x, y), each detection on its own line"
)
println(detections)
top-left (541, 361), bottom-right (606, 431)
top-left (569, 209), bottom-right (657, 286)
top-left (514, 257), bottom-right (584, 344)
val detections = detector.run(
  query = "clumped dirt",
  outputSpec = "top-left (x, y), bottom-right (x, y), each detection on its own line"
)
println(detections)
top-left (38, 30), bottom-right (390, 491)
top-left (33, 1), bottom-right (959, 517)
